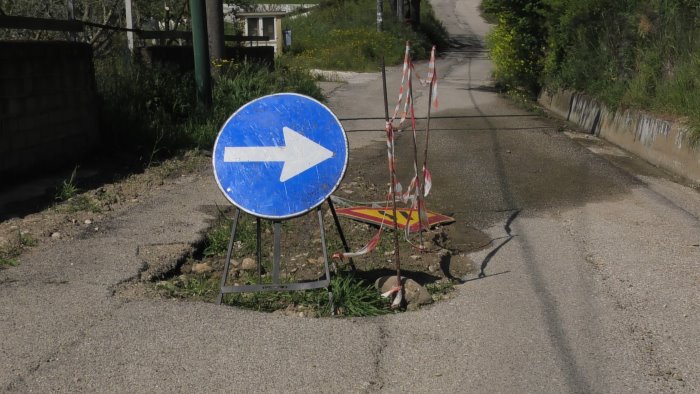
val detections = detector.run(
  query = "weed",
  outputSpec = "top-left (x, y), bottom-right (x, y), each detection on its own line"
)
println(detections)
top-left (155, 274), bottom-right (220, 300)
top-left (64, 195), bottom-right (102, 213)
top-left (221, 273), bottom-right (389, 317)
top-left (202, 208), bottom-right (270, 258)
top-left (0, 258), bottom-right (20, 268)
top-left (55, 166), bottom-right (79, 202)
top-left (505, 89), bottom-right (545, 116)
top-left (203, 212), bottom-right (233, 257)
top-left (182, 274), bottom-right (219, 298)
top-left (155, 281), bottom-right (179, 297)
top-left (425, 281), bottom-right (455, 297)
top-left (19, 232), bottom-right (37, 247)
top-left (327, 274), bottom-right (390, 317)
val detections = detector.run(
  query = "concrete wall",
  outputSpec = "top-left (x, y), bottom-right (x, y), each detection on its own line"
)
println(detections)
top-left (0, 41), bottom-right (99, 182)
top-left (539, 90), bottom-right (700, 183)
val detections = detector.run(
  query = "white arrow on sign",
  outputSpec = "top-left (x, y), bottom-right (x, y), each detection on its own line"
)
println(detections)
top-left (223, 127), bottom-right (334, 182)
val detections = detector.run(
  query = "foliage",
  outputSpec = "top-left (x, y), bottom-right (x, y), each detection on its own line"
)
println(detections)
top-left (0, 0), bottom-right (191, 56)
top-left (155, 269), bottom-right (390, 317)
top-left (55, 166), bottom-right (80, 202)
top-left (0, 229), bottom-right (37, 267)
top-left (482, 0), bottom-right (548, 96)
top-left (182, 61), bottom-right (324, 149)
top-left (96, 60), bottom-right (196, 162)
top-left (19, 232), bottom-right (37, 247)
top-left (425, 280), bottom-right (454, 297)
top-left (95, 58), bottom-right (322, 164)
top-left (202, 209), bottom-right (269, 258)
top-left (0, 258), bottom-right (20, 268)
top-left (327, 274), bottom-right (389, 316)
top-left (484, 0), bottom-right (700, 139)
top-left (282, 0), bottom-right (448, 71)
top-left (223, 273), bottom-right (389, 317)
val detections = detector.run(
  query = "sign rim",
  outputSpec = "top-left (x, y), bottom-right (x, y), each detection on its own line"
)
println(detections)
top-left (212, 92), bottom-right (349, 220)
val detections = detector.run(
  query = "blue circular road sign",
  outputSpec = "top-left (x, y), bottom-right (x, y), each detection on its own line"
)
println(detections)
top-left (213, 93), bottom-right (348, 219)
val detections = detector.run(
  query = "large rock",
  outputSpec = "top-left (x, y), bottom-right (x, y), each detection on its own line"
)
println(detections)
top-left (191, 262), bottom-right (213, 274)
top-left (375, 276), bottom-right (433, 309)
top-left (241, 257), bottom-right (257, 271)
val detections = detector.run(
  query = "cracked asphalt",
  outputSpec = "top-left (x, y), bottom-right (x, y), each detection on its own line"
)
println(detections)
top-left (1, 0), bottom-right (699, 392)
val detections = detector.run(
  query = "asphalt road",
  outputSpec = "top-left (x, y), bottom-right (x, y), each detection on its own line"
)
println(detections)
top-left (1, 0), bottom-right (699, 392)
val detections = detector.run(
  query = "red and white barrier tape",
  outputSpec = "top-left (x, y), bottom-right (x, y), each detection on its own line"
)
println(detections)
top-left (332, 42), bottom-right (439, 274)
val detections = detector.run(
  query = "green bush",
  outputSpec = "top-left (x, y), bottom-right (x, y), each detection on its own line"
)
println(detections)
top-left (96, 60), bottom-right (195, 157)
top-left (482, 0), bottom-right (547, 96)
top-left (484, 0), bottom-right (700, 139)
top-left (182, 62), bottom-right (323, 149)
top-left (283, 0), bottom-right (448, 71)
top-left (95, 59), bottom-right (323, 159)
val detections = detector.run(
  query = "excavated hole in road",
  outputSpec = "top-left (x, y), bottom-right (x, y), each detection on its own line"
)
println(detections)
top-left (117, 179), bottom-right (490, 317)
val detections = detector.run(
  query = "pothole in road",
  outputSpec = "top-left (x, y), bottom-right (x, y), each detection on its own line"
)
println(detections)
top-left (116, 178), bottom-right (491, 317)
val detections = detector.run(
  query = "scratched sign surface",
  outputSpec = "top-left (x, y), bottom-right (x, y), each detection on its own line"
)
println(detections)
top-left (213, 93), bottom-right (348, 219)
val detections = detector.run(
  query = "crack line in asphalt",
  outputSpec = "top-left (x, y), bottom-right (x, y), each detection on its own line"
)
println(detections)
top-left (2, 302), bottom-right (126, 392)
top-left (366, 322), bottom-right (388, 392)
top-left (462, 53), bottom-right (594, 393)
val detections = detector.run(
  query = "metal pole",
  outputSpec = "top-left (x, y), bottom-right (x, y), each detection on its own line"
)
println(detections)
top-left (206, 0), bottom-right (225, 75)
top-left (382, 60), bottom-right (403, 304)
top-left (376, 0), bottom-right (383, 32)
top-left (189, 0), bottom-right (213, 107)
top-left (124, 0), bottom-right (134, 53)
top-left (420, 49), bottom-right (436, 244)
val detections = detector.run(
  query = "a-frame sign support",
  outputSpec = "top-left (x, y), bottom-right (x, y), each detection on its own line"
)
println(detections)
top-left (216, 198), bottom-right (354, 305)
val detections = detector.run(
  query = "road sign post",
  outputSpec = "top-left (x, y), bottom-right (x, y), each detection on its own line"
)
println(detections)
top-left (212, 93), bottom-right (352, 304)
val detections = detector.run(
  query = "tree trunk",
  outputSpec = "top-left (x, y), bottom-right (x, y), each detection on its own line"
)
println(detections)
top-left (205, 0), bottom-right (225, 75)
top-left (409, 0), bottom-right (419, 30)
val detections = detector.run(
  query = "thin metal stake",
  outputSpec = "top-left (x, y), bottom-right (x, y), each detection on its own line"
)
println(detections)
top-left (327, 198), bottom-right (356, 271)
top-left (381, 56), bottom-right (403, 299)
top-left (217, 208), bottom-right (240, 305)
top-left (419, 54), bottom-right (436, 249)
top-left (409, 83), bottom-right (424, 249)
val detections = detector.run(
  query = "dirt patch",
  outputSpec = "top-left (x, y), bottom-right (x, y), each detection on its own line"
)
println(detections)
top-left (0, 151), bottom-right (209, 266)
top-left (115, 162), bottom-right (489, 316)
top-left (2, 143), bottom-right (490, 316)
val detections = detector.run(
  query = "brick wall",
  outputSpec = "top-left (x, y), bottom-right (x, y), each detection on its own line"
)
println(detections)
top-left (0, 41), bottom-right (99, 182)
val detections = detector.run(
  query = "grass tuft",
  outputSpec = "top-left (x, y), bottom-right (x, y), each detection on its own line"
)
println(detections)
top-left (0, 258), bottom-right (20, 268)
top-left (55, 166), bottom-right (79, 202)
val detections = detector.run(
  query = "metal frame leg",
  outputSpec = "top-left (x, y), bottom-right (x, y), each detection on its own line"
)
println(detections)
top-left (272, 221), bottom-right (281, 285)
top-left (217, 209), bottom-right (240, 305)
top-left (218, 210), bottom-right (332, 297)
top-left (318, 208), bottom-right (334, 311)
top-left (256, 217), bottom-right (262, 282)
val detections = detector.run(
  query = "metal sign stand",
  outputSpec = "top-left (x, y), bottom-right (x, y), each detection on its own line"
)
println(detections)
top-left (216, 198), bottom-right (353, 305)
